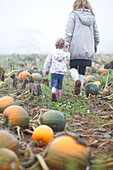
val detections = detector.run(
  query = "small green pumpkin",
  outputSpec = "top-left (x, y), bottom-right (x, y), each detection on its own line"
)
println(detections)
top-left (85, 82), bottom-right (99, 97)
top-left (40, 110), bottom-right (66, 132)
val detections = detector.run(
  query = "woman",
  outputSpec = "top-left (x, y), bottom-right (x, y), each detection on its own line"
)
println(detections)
top-left (65, 0), bottom-right (99, 95)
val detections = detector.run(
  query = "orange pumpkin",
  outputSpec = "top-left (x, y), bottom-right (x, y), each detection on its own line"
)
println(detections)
top-left (105, 56), bottom-right (109, 60)
top-left (0, 130), bottom-right (18, 153)
top-left (18, 71), bottom-right (31, 82)
top-left (32, 125), bottom-right (54, 147)
top-left (0, 96), bottom-right (14, 113)
top-left (0, 148), bottom-right (19, 170)
top-left (98, 68), bottom-right (107, 74)
top-left (45, 133), bottom-right (91, 170)
top-left (98, 58), bottom-right (102, 63)
top-left (2, 105), bottom-right (29, 129)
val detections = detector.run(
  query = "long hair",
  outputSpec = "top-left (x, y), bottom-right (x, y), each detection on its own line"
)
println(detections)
top-left (73, 0), bottom-right (94, 15)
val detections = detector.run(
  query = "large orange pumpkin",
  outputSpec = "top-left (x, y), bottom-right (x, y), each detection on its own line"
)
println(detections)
top-left (32, 125), bottom-right (54, 147)
top-left (18, 71), bottom-right (31, 82)
top-left (0, 96), bottom-right (14, 113)
top-left (2, 105), bottom-right (29, 129)
top-left (45, 133), bottom-right (91, 170)
top-left (0, 148), bottom-right (19, 170)
top-left (0, 130), bottom-right (18, 153)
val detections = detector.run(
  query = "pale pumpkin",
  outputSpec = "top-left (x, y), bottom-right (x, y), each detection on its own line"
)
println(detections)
top-left (18, 71), bottom-right (31, 82)
top-left (84, 75), bottom-right (96, 86)
top-left (32, 125), bottom-right (54, 147)
top-left (31, 73), bottom-right (42, 82)
top-left (0, 130), bottom-right (18, 153)
top-left (2, 105), bottom-right (29, 129)
top-left (0, 148), bottom-right (19, 170)
top-left (0, 96), bottom-right (14, 113)
top-left (45, 133), bottom-right (91, 170)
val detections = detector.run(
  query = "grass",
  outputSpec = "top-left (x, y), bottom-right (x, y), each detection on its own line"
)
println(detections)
top-left (0, 53), bottom-right (113, 167)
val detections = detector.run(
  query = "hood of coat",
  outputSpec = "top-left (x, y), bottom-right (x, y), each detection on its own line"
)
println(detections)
top-left (75, 9), bottom-right (94, 26)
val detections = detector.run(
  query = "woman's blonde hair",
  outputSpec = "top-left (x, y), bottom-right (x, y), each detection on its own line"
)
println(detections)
top-left (73, 0), bottom-right (94, 15)
top-left (55, 38), bottom-right (65, 49)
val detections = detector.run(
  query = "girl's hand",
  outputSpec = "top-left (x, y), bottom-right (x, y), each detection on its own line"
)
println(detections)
top-left (46, 71), bottom-right (49, 75)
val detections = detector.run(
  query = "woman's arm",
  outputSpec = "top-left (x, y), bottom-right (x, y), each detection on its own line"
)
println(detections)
top-left (93, 19), bottom-right (100, 48)
top-left (65, 12), bottom-right (75, 48)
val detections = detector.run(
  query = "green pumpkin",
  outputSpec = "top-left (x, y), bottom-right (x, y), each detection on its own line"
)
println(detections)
top-left (85, 82), bottom-right (99, 97)
top-left (18, 61), bottom-right (25, 67)
top-left (30, 67), bottom-right (43, 75)
top-left (40, 110), bottom-right (66, 132)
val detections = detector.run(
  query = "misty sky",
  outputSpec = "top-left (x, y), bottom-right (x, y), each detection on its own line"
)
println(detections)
top-left (0, 0), bottom-right (113, 54)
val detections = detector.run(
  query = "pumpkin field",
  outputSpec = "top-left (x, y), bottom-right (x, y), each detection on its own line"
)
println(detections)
top-left (0, 53), bottom-right (113, 170)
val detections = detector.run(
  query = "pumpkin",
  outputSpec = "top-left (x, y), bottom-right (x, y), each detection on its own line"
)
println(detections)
top-left (98, 68), bottom-right (107, 74)
top-left (0, 148), bottom-right (19, 170)
top-left (0, 96), bottom-right (14, 113)
top-left (2, 105), bottom-right (29, 129)
top-left (84, 75), bottom-right (96, 86)
top-left (18, 71), bottom-right (31, 82)
top-left (105, 56), bottom-right (109, 60)
top-left (45, 132), bottom-right (91, 170)
top-left (98, 58), bottom-right (102, 63)
top-left (85, 82), bottom-right (99, 97)
top-left (18, 61), bottom-right (25, 67)
top-left (92, 66), bottom-right (98, 73)
top-left (40, 110), bottom-right (65, 132)
top-left (32, 125), bottom-right (54, 147)
top-left (92, 62), bottom-right (95, 66)
top-left (0, 130), bottom-right (18, 153)
top-left (30, 67), bottom-right (42, 75)
top-left (31, 73), bottom-right (42, 82)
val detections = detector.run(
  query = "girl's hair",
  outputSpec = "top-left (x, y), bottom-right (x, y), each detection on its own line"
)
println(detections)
top-left (73, 0), bottom-right (94, 15)
top-left (55, 38), bottom-right (65, 49)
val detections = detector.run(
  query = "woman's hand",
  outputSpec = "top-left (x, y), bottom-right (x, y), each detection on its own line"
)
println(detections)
top-left (95, 47), bottom-right (97, 53)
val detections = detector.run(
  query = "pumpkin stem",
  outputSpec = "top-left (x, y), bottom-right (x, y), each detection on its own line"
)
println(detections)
top-left (35, 154), bottom-right (49, 170)
top-left (38, 140), bottom-right (43, 144)
top-left (103, 69), bottom-right (110, 93)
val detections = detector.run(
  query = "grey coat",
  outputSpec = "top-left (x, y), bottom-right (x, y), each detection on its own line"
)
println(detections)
top-left (65, 9), bottom-right (99, 60)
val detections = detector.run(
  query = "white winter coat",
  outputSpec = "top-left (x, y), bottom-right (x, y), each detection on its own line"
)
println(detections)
top-left (65, 9), bottom-right (99, 60)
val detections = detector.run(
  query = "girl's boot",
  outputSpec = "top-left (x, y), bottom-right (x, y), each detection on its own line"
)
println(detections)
top-left (51, 87), bottom-right (57, 102)
top-left (57, 90), bottom-right (62, 98)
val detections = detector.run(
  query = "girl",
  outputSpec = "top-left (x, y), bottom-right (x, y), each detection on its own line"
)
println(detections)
top-left (65, 0), bottom-right (99, 95)
top-left (43, 38), bottom-right (70, 102)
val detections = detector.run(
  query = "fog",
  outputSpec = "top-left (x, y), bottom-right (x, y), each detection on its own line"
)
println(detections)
top-left (0, 0), bottom-right (113, 54)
